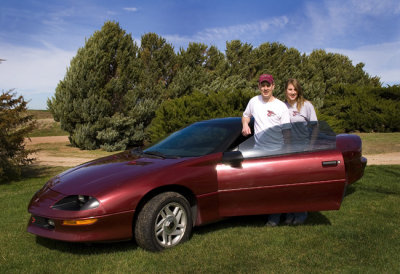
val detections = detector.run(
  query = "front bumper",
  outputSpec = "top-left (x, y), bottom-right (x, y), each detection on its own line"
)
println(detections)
top-left (27, 186), bottom-right (135, 242)
top-left (27, 210), bottom-right (135, 242)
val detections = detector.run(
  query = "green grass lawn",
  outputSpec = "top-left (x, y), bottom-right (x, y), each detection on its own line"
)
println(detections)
top-left (29, 121), bottom-right (68, 137)
top-left (1, 165), bottom-right (399, 273)
top-left (26, 110), bottom-right (68, 137)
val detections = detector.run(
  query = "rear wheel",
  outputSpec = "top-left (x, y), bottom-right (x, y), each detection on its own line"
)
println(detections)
top-left (134, 192), bottom-right (193, 252)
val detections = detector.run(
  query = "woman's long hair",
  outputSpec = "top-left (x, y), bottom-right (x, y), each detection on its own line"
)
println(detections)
top-left (285, 78), bottom-right (306, 111)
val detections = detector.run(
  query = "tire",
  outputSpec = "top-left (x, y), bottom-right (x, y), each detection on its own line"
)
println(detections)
top-left (134, 192), bottom-right (193, 252)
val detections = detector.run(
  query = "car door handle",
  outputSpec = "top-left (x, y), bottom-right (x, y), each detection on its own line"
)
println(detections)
top-left (322, 160), bottom-right (340, 167)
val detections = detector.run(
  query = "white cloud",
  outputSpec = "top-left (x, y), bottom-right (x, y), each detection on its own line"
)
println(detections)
top-left (302, 0), bottom-right (400, 47)
top-left (303, 2), bottom-right (356, 46)
top-left (296, 0), bottom-right (399, 85)
top-left (350, 0), bottom-right (400, 15)
top-left (327, 41), bottom-right (400, 85)
top-left (0, 43), bottom-right (75, 108)
top-left (165, 16), bottom-right (289, 50)
top-left (194, 17), bottom-right (289, 41)
top-left (162, 34), bottom-right (192, 48)
top-left (124, 7), bottom-right (138, 12)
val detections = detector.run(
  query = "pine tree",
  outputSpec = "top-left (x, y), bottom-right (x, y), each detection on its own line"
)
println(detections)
top-left (319, 85), bottom-right (400, 133)
top-left (48, 21), bottom-right (144, 151)
top-left (299, 50), bottom-right (380, 109)
top-left (48, 23), bottom-right (387, 150)
top-left (138, 33), bottom-right (176, 97)
top-left (167, 42), bottom-right (219, 98)
top-left (225, 40), bottom-right (255, 80)
top-left (147, 87), bottom-right (255, 143)
top-left (0, 91), bottom-right (36, 182)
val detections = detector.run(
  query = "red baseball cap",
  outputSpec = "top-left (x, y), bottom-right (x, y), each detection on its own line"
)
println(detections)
top-left (258, 74), bottom-right (274, 84)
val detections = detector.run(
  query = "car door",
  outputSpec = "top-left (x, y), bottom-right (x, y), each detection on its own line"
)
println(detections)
top-left (217, 149), bottom-right (346, 217)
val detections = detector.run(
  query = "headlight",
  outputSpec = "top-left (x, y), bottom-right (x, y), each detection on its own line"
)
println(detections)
top-left (52, 195), bottom-right (100, 211)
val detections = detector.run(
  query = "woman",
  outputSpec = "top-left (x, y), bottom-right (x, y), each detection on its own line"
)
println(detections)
top-left (285, 78), bottom-right (317, 225)
top-left (285, 78), bottom-right (318, 146)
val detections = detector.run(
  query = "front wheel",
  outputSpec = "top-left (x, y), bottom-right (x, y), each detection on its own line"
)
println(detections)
top-left (134, 192), bottom-right (193, 252)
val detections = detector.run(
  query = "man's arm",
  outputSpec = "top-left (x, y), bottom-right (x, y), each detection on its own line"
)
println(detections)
top-left (242, 116), bottom-right (251, 136)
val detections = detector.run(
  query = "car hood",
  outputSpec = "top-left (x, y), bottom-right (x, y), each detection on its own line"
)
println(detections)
top-left (47, 151), bottom-right (187, 196)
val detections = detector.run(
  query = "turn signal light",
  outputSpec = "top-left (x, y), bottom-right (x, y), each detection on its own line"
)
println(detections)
top-left (62, 219), bottom-right (98, 226)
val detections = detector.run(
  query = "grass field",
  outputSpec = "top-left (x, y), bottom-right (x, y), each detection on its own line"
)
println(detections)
top-left (27, 110), bottom-right (53, 119)
top-left (0, 165), bottom-right (399, 273)
top-left (27, 110), bottom-right (68, 137)
top-left (27, 141), bottom-right (116, 159)
top-left (29, 119), bottom-right (68, 137)
top-left (355, 132), bottom-right (400, 154)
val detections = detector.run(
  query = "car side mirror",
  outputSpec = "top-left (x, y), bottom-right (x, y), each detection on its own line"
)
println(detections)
top-left (222, 151), bottom-right (244, 168)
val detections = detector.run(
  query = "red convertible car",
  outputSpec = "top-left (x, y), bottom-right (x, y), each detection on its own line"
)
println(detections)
top-left (27, 117), bottom-right (367, 251)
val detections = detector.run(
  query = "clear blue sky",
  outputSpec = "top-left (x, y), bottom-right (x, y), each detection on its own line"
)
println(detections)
top-left (1, 0), bottom-right (399, 109)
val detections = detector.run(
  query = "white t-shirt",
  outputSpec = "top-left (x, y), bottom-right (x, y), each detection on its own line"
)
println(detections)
top-left (285, 101), bottom-right (317, 123)
top-left (244, 95), bottom-right (290, 134)
top-left (243, 95), bottom-right (290, 150)
top-left (285, 101), bottom-right (318, 144)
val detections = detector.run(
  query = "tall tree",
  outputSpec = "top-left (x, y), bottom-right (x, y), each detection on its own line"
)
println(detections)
top-left (204, 45), bottom-right (227, 77)
top-left (48, 21), bottom-right (144, 151)
top-left (225, 40), bottom-right (255, 80)
top-left (48, 22), bottom-right (387, 150)
top-left (138, 33), bottom-right (176, 96)
top-left (299, 49), bottom-right (380, 109)
top-left (0, 91), bottom-right (36, 182)
top-left (147, 87), bottom-right (255, 143)
top-left (167, 43), bottom-right (225, 98)
top-left (320, 84), bottom-right (400, 133)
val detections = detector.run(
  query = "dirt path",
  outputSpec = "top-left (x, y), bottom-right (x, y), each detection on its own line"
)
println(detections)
top-left (363, 152), bottom-right (400, 165)
top-left (33, 154), bottom-right (94, 167)
top-left (26, 136), bottom-right (69, 144)
top-left (26, 136), bottom-right (95, 167)
top-left (26, 136), bottom-right (400, 167)
top-left (31, 151), bottom-right (96, 167)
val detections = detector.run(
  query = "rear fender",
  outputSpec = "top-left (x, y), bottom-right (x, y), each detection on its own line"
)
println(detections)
top-left (336, 134), bottom-right (367, 184)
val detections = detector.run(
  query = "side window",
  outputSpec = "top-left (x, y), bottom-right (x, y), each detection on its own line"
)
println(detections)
top-left (227, 133), bottom-right (253, 151)
top-left (237, 121), bottom-right (336, 158)
top-left (227, 119), bottom-right (254, 151)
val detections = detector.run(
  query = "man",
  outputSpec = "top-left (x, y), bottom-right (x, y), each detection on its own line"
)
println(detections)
top-left (242, 74), bottom-right (291, 227)
top-left (242, 73), bottom-right (291, 151)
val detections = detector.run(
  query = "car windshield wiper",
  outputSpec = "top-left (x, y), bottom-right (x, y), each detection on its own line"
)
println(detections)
top-left (130, 148), bottom-right (163, 158)
top-left (142, 150), bottom-right (167, 159)
top-left (143, 150), bottom-right (181, 159)
top-left (131, 147), bottom-right (143, 156)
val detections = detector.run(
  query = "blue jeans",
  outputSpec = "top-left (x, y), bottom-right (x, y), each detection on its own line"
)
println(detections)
top-left (286, 212), bottom-right (308, 224)
top-left (267, 214), bottom-right (281, 224)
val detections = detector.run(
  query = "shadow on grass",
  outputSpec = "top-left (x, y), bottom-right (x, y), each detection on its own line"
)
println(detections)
top-left (21, 165), bottom-right (67, 179)
top-left (194, 211), bottom-right (331, 235)
top-left (35, 237), bottom-right (138, 254)
top-left (344, 184), bottom-right (357, 197)
top-left (34, 212), bottom-right (331, 254)
top-left (0, 166), bottom-right (67, 185)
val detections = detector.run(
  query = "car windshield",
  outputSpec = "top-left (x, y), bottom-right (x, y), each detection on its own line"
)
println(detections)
top-left (144, 120), bottom-right (241, 157)
top-left (238, 121), bottom-right (336, 158)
